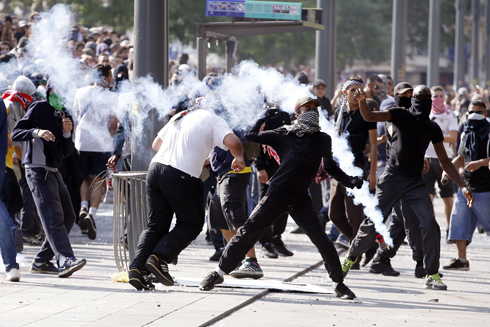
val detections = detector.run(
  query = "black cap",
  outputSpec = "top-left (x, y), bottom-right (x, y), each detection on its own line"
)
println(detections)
top-left (393, 82), bottom-right (413, 95)
top-left (312, 79), bottom-right (327, 87)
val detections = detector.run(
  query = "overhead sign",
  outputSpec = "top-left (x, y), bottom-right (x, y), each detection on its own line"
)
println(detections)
top-left (206, 1), bottom-right (302, 21)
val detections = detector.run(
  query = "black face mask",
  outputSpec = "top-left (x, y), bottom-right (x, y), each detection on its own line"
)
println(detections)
top-left (409, 97), bottom-right (432, 119)
top-left (394, 95), bottom-right (411, 109)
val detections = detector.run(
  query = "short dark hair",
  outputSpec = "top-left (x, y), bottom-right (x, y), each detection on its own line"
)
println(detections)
top-left (431, 85), bottom-right (444, 93)
top-left (3, 15), bottom-right (12, 23)
top-left (367, 74), bottom-right (382, 85)
top-left (0, 41), bottom-right (12, 50)
top-left (470, 99), bottom-right (487, 111)
top-left (366, 98), bottom-right (379, 111)
top-left (95, 63), bottom-right (112, 78)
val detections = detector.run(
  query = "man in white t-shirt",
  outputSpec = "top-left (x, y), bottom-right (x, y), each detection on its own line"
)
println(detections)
top-left (424, 86), bottom-right (459, 239)
top-left (72, 63), bottom-right (118, 240)
top-left (127, 106), bottom-right (244, 291)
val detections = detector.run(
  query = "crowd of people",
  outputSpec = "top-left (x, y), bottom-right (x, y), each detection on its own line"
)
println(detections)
top-left (1, 11), bottom-right (489, 302)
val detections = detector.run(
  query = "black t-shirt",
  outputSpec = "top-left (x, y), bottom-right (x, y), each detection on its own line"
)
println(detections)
top-left (335, 109), bottom-right (377, 166)
top-left (458, 126), bottom-right (490, 193)
top-left (246, 117), bottom-right (353, 193)
top-left (386, 108), bottom-right (444, 177)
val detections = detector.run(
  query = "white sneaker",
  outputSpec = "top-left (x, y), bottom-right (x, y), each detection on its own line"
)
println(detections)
top-left (5, 268), bottom-right (21, 282)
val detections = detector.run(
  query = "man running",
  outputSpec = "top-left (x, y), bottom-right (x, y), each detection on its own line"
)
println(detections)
top-left (200, 97), bottom-right (363, 300)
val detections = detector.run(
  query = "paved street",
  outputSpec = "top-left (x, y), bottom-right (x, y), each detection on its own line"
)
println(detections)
top-left (1, 197), bottom-right (489, 327)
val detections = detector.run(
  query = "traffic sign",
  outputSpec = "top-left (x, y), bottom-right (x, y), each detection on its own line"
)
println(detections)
top-left (206, 1), bottom-right (302, 21)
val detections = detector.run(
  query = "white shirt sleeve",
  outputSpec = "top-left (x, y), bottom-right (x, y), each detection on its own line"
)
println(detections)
top-left (448, 113), bottom-right (459, 132)
top-left (212, 115), bottom-right (234, 150)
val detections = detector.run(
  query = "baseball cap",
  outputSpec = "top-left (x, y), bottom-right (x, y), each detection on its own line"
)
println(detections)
top-left (295, 96), bottom-right (322, 112)
top-left (393, 82), bottom-right (413, 95)
top-left (312, 79), bottom-right (327, 88)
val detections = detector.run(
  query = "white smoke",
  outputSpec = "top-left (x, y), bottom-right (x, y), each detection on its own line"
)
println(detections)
top-left (8, 4), bottom-right (392, 245)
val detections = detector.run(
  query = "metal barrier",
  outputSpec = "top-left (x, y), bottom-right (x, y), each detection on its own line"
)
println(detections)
top-left (112, 171), bottom-right (148, 272)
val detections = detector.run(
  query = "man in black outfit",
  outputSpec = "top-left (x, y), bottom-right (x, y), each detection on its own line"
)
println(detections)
top-left (200, 97), bottom-right (363, 299)
top-left (341, 85), bottom-right (474, 291)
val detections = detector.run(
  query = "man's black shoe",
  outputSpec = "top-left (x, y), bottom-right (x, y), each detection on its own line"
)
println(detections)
top-left (79, 208), bottom-right (88, 235)
top-left (128, 268), bottom-right (155, 291)
top-left (145, 254), bottom-right (174, 286)
top-left (260, 242), bottom-right (278, 259)
top-left (334, 282), bottom-right (356, 300)
top-left (272, 242), bottom-right (294, 257)
top-left (209, 250), bottom-right (223, 262)
top-left (414, 261), bottom-right (426, 278)
top-left (200, 271), bottom-right (224, 291)
top-left (369, 259), bottom-right (400, 276)
top-left (83, 213), bottom-right (97, 240)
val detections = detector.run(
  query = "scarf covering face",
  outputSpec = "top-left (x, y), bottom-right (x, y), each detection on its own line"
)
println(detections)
top-left (409, 97), bottom-right (432, 119)
top-left (48, 92), bottom-right (64, 111)
top-left (2, 90), bottom-right (33, 110)
top-left (284, 109), bottom-right (321, 137)
top-left (462, 113), bottom-right (490, 161)
top-left (394, 95), bottom-right (412, 109)
top-left (431, 97), bottom-right (449, 115)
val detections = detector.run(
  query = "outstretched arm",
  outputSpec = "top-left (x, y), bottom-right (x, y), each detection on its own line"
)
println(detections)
top-left (356, 90), bottom-right (392, 122)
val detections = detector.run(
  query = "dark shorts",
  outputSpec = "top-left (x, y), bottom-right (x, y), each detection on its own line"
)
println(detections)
top-left (79, 151), bottom-right (111, 180)
top-left (424, 157), bottom-right (454, 198)
top-left (211, 173), bottom-right (250, 231)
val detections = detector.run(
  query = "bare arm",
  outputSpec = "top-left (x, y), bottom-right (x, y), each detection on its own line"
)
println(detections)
top-left (443, 130), bottom-right (458, 144)
top-left (223, 133), bottom-right (245, 172)
top-left (152, 136), bottom-right (163, 151)
top-left (356, 91), bottom-right (392, 122)
top-left (367, 129), bottom-right (378, 190)
top-left (434, 142), bottom-right (474, 207)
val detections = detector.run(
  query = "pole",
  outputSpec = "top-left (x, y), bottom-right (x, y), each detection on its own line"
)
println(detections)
top-left (427, 0), bottom-right (441, 87)
top-left (471, 0), bottom-right (481, 86)
top-left (391, 0), bottom-right (407, 83)
top-left (315, 0), bottom-right (336, 99)
top-left (131, 0), bottom-right (169, 171)
top-left (454, 0), bottom-right (466, 90)
top-left (486, 0), bottom-right (490, 88)
top-left (197, 37), bottom-right (207, 80)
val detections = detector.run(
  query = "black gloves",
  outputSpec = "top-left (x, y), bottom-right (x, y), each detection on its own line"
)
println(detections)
top-left (350, 177), bottom-right (363, 189)
top-left (264, 105), bottom-right (281, 119)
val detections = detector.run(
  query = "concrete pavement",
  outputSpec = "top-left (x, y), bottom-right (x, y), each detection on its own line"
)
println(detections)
top-left (0, 197), bottom-right (489, 327)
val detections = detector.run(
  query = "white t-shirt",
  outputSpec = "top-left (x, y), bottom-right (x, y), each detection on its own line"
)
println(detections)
top-left (73, 85), bottom-right (117, 152)
top-left (425, 111), bottom-right (459, 158)
top-left (151, 109), bottom-right (233, 178)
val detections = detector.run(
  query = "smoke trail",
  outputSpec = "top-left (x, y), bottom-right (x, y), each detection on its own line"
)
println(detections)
top-left (319, 113), bottom-right (392, 246)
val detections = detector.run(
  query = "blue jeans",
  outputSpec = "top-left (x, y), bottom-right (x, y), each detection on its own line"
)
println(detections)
top-left (0, 163), bottom-right (19, 272)
top-left (448, 190), bottom-right (490, 243)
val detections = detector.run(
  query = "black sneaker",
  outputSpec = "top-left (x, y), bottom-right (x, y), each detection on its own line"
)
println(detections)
top-left (128, 268), bottom-right (155, 291)
top-left (209, 250), bottom-right (223, 262)
top-left (83, 213), bottom-right (97, 240)
top-left (414, 260), bottom-right (426, 278)
top-left (260, 242), bottom-right (278, 259)
top-left (230, 258), bottom-right (264, 279)
top-left (334, 282), bottom-right (356, 300)
top-left (79, 208), bottom-right (88, 235)
top-left (272, 242), bottom-right (294, 257)
top-left (58, 257), bottom-right (87, 278)
top-left (200, 271), bottom-right (224, 291)
top-left (145, 254), bottom-right (174, 286)
top-left (30, 261), bottom-right (59, 274)
top-left (443, 258), bottom-right (470, 271)
top-left (369, 259), bottom-right (400, 276)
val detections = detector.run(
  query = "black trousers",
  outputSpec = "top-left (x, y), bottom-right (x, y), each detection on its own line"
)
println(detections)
top-left (258, 181), bottom-right (288, 246)
top-left (26, 167), bottom-right (76, 262)
top-left (219, 184), bottom-right (344, 283)
top-left (375, 199), bottom-right (424, 263)
top-left (130, 163), bottom-right (204, 270)
top-left (349, 169), bottom-right (441, 275)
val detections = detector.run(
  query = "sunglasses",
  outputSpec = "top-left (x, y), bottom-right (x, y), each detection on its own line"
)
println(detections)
top-left (372, 85), bottom-right (380, 90)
